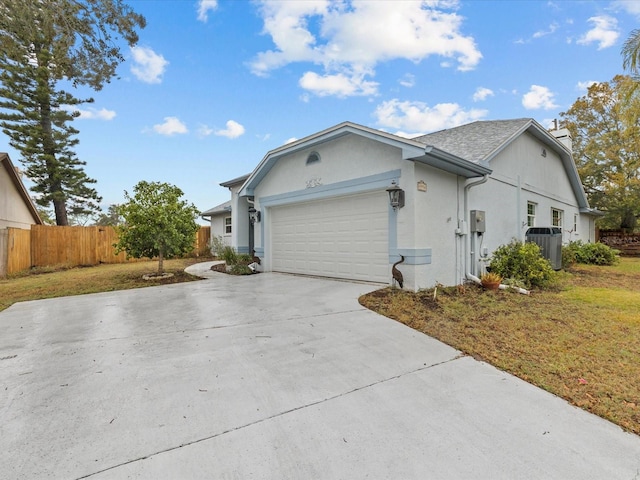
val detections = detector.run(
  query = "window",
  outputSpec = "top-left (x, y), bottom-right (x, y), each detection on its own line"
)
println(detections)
top-left (224, 217), bottom-right (232, 234)
top-left (527, 202), bottom-right (536, 227)
top-left (306, 151), bottom-right (320, 165)
top-left (573, 214), bottom-right (578, 233)
top-left (551, 208), bottom-right (563, 228)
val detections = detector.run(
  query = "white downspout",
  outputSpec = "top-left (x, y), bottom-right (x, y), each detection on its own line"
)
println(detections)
top-left (463, 175), bottom-right (530, 295)
top-left (463, 175), bottom-right (488, 280)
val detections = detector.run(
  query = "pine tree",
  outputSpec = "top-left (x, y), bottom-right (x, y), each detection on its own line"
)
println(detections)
top-left (0, 0), bottom-right (145, 225)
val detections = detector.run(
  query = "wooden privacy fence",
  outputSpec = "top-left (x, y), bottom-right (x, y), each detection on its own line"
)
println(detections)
top-left (598, 229), bottom-right (640, 256)
top-left (1, 225), bottom-right (211, 276)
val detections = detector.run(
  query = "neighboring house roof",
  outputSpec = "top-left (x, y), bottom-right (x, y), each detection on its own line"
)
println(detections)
top-left (1, 152), bottom-right (42, 225)
top-left (414, 118), bottom-right (592, 212)
top-left (201, 200), bottom-right (231, 218)
top-left (220, 173), bottom-right (250, 188)
top-left (239, 121), bottom-right (491, 197)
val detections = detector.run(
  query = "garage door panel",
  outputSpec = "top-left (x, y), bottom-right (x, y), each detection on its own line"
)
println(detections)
top-left (271, 192), bottom-right (389, 283)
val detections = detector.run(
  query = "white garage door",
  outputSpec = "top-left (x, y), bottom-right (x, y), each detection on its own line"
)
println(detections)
top-left (271, 191), bottom-right (389, 283)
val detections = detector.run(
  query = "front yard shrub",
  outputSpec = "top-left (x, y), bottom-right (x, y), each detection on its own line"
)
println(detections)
top-left (489, 240), bottom-right (555, 289)
top-left (562, 242), bottom-right (578, 269)
top-left (229, 264), bottom-right (253, 275)
top-left (236, 253), bottom-right (253, 265)
top-left (216, 248), bottom-right (255, 275)
top-left (210, 235), bottom-right (225, 257)
top-left (220, 246), bottom-right (238, 265)
top-left (567, 241), bottom-right (620, 266)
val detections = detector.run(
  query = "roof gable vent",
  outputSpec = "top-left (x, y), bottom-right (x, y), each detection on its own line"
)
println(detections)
top-left (306, 151), bottom-right (321, 165)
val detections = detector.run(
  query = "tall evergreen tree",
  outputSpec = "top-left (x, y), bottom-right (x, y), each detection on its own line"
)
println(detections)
top-left (0, 0), bottom-right (145, 225)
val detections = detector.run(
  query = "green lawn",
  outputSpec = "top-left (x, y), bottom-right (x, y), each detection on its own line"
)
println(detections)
top-left (0, 257), bottom-right (209, 312)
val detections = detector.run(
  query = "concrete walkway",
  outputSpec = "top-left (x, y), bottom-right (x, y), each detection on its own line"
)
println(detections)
top-left (1, 264), bottom-right (639, 479)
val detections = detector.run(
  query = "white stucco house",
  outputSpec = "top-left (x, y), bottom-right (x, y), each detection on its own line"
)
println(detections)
top-left (204, 118), bottom-right (599, 290)
top-left (1, 152), bottom-right (42, 277)
top-left (1, 153), bottom-right (42, 230)
top-left (201, 174), bottom-right (250, 249)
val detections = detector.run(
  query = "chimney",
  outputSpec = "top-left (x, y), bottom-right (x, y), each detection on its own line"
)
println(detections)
top-left (14, 166), bottom-right (24, 179)
top-left (549, 119), bottom-right (572, 152)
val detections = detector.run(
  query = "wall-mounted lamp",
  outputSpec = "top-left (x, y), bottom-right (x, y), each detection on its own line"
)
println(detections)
top-left (248, 207), bottom-right (261, 224)
top-left (386, 180), bottom-right (405, 211)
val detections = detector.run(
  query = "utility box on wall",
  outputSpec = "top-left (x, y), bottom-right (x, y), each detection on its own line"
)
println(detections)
top-left (470, 210), bottom-right (486, 233)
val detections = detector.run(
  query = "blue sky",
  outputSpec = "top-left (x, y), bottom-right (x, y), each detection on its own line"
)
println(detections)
top-left (5, 0), bottom-right (640, 222)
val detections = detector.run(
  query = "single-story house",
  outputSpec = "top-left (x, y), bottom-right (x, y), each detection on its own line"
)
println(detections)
top-left (1, 153), bottom-right (42, 229)
top-left (201, 174), bottom-right (250, 249)
top-left (205, 118), bottom-right (599, 290)
top-left (1, 152), bottom-right (42, 277)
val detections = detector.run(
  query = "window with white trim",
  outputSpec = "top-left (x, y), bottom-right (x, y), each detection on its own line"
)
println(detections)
top-left (551, 208), bottom-right (563, 228)
top-left (224, 217), bottom-right (232, 234)
top-left (573, 214), bottom-right (578, 233)
top-left (527, 202), bottom-right (536, 227)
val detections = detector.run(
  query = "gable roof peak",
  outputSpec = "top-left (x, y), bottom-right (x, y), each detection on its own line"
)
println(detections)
top-left (412, 118), bottom-right (535, 164)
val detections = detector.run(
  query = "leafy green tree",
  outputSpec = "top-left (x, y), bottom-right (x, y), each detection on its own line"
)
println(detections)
top-left (0, 0), bottom-right (145, 225)
top-left (560, 75), bottom-right (640, 230)
top-left (114, 181), bottom-right (200, 275)
top-left (94, 204), bottom-right (122, 226)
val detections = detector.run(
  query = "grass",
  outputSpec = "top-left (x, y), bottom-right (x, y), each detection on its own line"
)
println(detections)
top-left (0, 257), bottom-right (211, 312)
top-left (359, 257), bottom-right (640, 436)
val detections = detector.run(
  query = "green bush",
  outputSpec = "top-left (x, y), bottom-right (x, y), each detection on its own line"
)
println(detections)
top-left (561, 242), bottom-right (578, 269)
top-left (567, 240), bottom-right (620, 266)
top-left (220, 246), bottom-right (238, 265)
top-left (489, 240), bottom-right (556, 289)
top-left (229, 264), bottom-right (253, 275)
top-left (236, 253), bottom-right (253, 265)
top-left (210, 235), bottom-right (226, 257)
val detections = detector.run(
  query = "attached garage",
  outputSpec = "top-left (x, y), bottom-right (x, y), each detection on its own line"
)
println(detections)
top-left (270, 191), bottom-right (389, 283)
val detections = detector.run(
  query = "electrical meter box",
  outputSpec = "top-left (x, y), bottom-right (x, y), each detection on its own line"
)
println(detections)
top-left (470, 210), bottom-right (486, 233)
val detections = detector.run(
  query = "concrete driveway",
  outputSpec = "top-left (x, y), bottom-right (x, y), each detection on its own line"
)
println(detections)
top-left (2, 265), bottom-right (639, 479)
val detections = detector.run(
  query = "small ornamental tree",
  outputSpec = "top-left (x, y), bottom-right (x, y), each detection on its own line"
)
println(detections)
top-left (114, 181), bottom-right (199, 275)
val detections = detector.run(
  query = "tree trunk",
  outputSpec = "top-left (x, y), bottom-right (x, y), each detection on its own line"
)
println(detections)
top-left (36, 46), bottom-right (69, 226)
top-left (53, 198), bottom-right (69, 226)
top-left (157, 250), bottom-right (164, 275)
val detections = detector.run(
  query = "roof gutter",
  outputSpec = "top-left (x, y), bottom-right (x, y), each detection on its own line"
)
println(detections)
top-left (421, 145), bottom-right (492, 178)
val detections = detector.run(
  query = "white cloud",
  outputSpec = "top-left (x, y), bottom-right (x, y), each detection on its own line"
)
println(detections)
top-left (472, 87), bottom-right (494, 102)
top-left (153, 117), bottom-right (188, 136)
top-left (197, 0), bottom-right (218, 22)
top-left (249, 0), bottom-right (481, 98)
top-left (532, 22), bottom-right (559, 39)
top-left (399, 73), bottom-right (416, 88)
top-left (130, 46), bottom-right (169, 84)
top-left (522, 85), bottom-right (558, 110)
top-left (374, 98), bottom-right (488, 134)
top-left (576, 80), bottom-right (598, 92)
top-left (62, 106), bottom-right (116, 120)
top-left (612, 0), bottom-right (640, 18)
top-left (215, 120), bottom-right (245, 139)
top-left (197, 124), bottom-right (214, 137)
top-left (299, 70), bottom-right (378, 97)
top-left (577, 15), bottom-right (619, 50)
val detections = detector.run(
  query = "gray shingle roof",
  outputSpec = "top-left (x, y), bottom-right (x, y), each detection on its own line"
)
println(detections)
top-left (413, 118), bottom-right (532, 164)
top-left (201, 200), bottom-right (231, 217)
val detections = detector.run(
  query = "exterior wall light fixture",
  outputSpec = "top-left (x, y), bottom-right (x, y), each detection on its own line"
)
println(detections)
top-left (386, 180), bottom-right (405, 211)
top-left (248, 207), bottom-right (261, 224)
